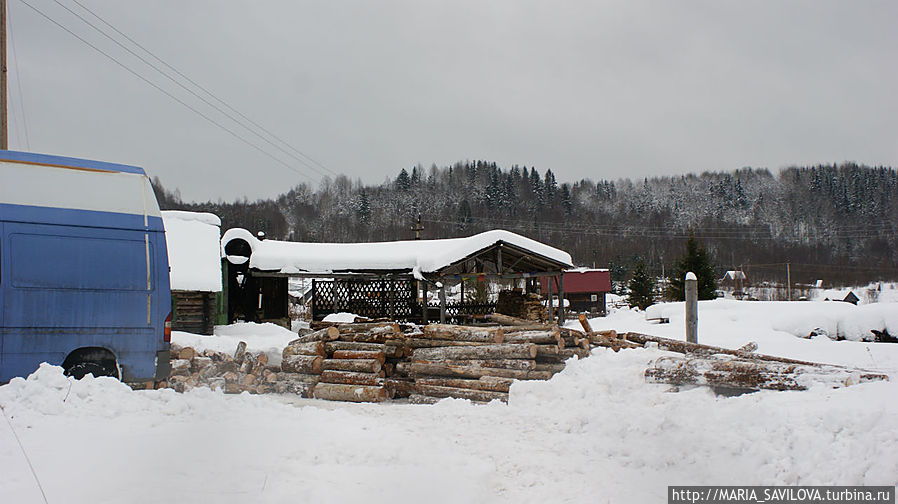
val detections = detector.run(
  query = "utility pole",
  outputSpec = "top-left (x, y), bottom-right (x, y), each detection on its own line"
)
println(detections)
top-left (412, 214), bottom-right (424, 240)
top-left (1, 0), bottom-right (7, 150)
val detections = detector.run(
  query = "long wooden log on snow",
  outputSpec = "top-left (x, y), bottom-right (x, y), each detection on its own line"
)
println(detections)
top-left (337, 331), bottom-right (403, 344)
top-left (421, 324), bottom-right (505, 343)
top-left (312, 382), bottom-right (387, 403)
top-left (332, 349), bottom-right (386, 364)
top-left (283, 341), bottom-right (326, 358)
top-left (290, 326), bottom-right (340, 344)
top-left (281, 355), bottom-right (324, 374)
top-left (409, 362), bottom-right (554, 380)
top-left (623, 332), bottom-right (828, 366)
top-left (322, 358), bottom-right (382, 374)
top-left (644, 355), bottom-right (890, 392)
top-left (415, 376), bottom-right (513, 393)
top-left (415, 384), bottom-right (508, 403)
top-left (319, 369), bottom-right (385, 385)
top-left (413, 358), bottom-right (536, 370)
top-left (502, 330), bottom-right (562, 345)
top-left (411, 343), bottom-right (537, 361)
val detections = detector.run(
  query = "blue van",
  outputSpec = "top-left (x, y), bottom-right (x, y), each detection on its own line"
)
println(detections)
top-left (0, 151), bottom-right (171, 384)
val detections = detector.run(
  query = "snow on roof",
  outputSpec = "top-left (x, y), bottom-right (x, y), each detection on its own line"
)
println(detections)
top-left (163, 211), bottom-right (223, 292)
top-left (722, 270), bottom-right (746, 280)
top-left (220, 229), bottom-right (573, 275)
top-left (566, 267), bottom-right (610, 273)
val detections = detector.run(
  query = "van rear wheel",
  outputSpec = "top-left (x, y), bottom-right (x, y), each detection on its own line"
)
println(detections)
top-left (65, 361), bottom-right (118, 380)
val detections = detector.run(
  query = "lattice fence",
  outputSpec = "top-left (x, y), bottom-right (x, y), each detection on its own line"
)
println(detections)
top-left (312, 279), bottom-right (417, 321)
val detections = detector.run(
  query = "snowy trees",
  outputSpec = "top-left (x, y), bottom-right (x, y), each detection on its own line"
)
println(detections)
top-left (150, 161), bottom-right (898, 287)
top-left (627, 260), bottom-right (655, 310)
top-left (667, 232), bottom-right (717, 301)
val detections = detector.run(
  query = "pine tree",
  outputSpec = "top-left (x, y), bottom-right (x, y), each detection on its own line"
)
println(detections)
top-left (667, 231), bottom-right (717, 301)
top-left (627, 259), bottom-right (655, 310)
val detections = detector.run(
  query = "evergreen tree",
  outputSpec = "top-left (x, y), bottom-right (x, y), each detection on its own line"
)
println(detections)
top-left (627, 259), bottom-right (655, 310)
top-left (395, 169), bottom-right (411, 191)
top-left (667, 231), bottom-right (717, 301)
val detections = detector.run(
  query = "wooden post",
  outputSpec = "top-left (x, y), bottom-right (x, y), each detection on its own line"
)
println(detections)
top-left (311, 279), bottom-right (316, 322)
top-left (786, 262), bottom-right (791, 302)
top-left (546, 274), bottom-right (554, 322)
top-left (421, 279), bottom-right (428, 325)
top-left (439, 282), bottom-right (446, 324)
top-left (685, 272), bottom-right (697, 343)
top-left (558, 271), bottom-right (565, 323)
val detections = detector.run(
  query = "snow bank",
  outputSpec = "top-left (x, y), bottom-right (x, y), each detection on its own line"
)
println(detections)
top-left (220, 228), bottom-right (573, 274)
top-left (323, 312), bottom-right (362, 323)
top-left (162, 211), bottom-right (222, 292)
top-left (172, 322), bottom-right (296, 366)
top-left (3, 350), bottom-right (896, 503)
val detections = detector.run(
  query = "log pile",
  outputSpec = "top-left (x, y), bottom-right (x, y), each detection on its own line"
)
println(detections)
top-left (406, 322), bottom-right (589, 404)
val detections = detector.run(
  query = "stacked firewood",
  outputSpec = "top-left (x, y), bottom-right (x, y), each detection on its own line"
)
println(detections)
top-left (164, 342), bottom-right (287, 394)
top-left (293, 322), bottom-right (412, 403)
top-left (405, 320), bottom-right (591, 404)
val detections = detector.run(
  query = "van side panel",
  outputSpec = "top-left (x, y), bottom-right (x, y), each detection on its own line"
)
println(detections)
top-left (0, 152), bottom-right (170, 383)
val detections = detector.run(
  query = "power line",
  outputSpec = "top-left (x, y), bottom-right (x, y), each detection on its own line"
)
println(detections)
top-left (67, 0), bottom-right (336, 178)
top-left (8, 2), bottom-right (30, 149)
top-left (17, 0), bottom-right (316, 182)
top-left (52, 0), bottom-right (336, 180)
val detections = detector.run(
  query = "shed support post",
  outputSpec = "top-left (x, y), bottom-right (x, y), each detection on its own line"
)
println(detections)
top-left (559, 272), bottom-right (565, 323)
top-left (546, 274), bottom-right (554, 322)
top-left (439, 283), bottom-right (446, 324)
top-left (421, 280), bottom-right (428, 325)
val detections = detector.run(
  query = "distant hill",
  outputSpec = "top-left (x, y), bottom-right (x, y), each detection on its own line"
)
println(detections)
top-left (153, 161), bottom-right (898, 288)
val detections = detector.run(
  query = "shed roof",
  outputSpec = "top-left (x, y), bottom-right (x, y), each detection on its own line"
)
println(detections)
top-left (221, 229), bottom-right (573, 276)
top-left (163, 211), bottom-right (223, 292)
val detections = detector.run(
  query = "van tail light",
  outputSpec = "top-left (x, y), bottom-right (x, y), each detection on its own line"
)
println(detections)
top-left (164, 312), bottom-right (172, 343)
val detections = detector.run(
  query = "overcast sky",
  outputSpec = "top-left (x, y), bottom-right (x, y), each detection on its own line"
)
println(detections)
top-left (8, 1), bottom-right (897, 201)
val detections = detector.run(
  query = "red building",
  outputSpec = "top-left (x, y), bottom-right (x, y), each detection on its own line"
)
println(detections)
top-left (541, 268), bottom-right (612, 316)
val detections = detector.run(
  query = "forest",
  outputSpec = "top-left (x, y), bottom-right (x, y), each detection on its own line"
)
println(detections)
top-left (152, 161), bottom-right (898, 289)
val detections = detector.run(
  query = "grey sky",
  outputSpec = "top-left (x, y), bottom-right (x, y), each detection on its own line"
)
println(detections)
top-left (9, 1), bottom-right (897, 201)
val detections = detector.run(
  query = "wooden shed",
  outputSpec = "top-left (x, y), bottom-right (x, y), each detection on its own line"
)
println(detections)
top-left (540, 268), bottom-right (611, 316)
top-left (162, 211), bottom-right (225, 335)
top-left (220, 229), bottom-right (574, 325)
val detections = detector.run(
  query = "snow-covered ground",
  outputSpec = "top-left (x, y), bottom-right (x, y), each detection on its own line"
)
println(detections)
top-left (3, 302), bottom-right (898, 503)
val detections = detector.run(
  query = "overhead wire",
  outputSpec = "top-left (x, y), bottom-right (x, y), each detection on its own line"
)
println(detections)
top-left (16, 0), bottom-right (318, 182)
top-left (7, 2), bottom-right (30, 149)
top-left (67, 0), bottom-right (336, 178)
top-left (50, 0), bottom-right (336, 180)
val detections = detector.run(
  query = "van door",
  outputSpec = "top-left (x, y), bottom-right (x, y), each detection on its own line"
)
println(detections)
top-left (0, 220), bottom-right (5, 376)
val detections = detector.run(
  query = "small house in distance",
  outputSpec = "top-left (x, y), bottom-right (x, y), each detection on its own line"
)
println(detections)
top-left (163, 211), bottom-right (224, 335)
top-left (540, 268), bottom-right (612, 316)
top-left (720, 270), bottom-right (748, 299)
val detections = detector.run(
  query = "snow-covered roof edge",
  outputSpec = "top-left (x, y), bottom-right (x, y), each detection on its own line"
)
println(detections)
top-left (220, 228), bottom-right (573, 275)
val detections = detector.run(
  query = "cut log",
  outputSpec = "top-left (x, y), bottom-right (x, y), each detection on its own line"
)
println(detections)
top-left (415, 384), bottom-right (508, 403)
top-left (534, 345), bottom-right (562, 359)
top-left (534, 362), bottom-right (567, 373)
top-left (324, 341), bottom-right (401, 357)
top-left (319, 370), bottom-right (385, 386)
top-left (335, 322), bottom-right (400, 335)
top-left (178, 346), bottom-right (197, 360)
top-left (337, 332), bottom-right (403, 344)
top-left (233, 341), bottom-right (247, 364)
top-left (313, 383), bottom-right (387, 403)
top-left (283, 341), bottom-right (326, 358)
top-left (738, 342), bottom-right (759, 353)
top-left (383, 378), bottom-right (415, 398)
top-left (403, 339), bottom-right (485, 348)
top-left (623, 332), bottom-right (826, 366)
top-left (486, 313), bottom-right (536, 326)
top-left (394, 362), bottom-right (411, 377)
top-left (322, 358), bottom-right (382, 374)
top-left (578, 313), bottom-right (594, 335)
top-left (281, 355), bottom-right (324, 374)
top-left (275, 377), bottom-right (317, 396)
top-left (256, 352), bottom-right (269, 367)
top-left (412, 343), bottom-right (537, 361)
top-left (409, 362), bottom-right (553, 380)
top-left (331, 349), bottom-right (386, 364)
top-left (644, 355), bottom-right (889, 392)
top-left (503, 331), bottom-right (562, 345)
top-left (501, 324), bottom-right (558, 333)
top-left (414, 358), bottom-right (536, 370)
top-left (290, 326), bottom-right (340, 344)
top-left (415, 376), bottom-right (513, 393)
top-left (422, 324), bottom-right (504, 343)
top-left (408, 393), bottom-right (441, 405)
